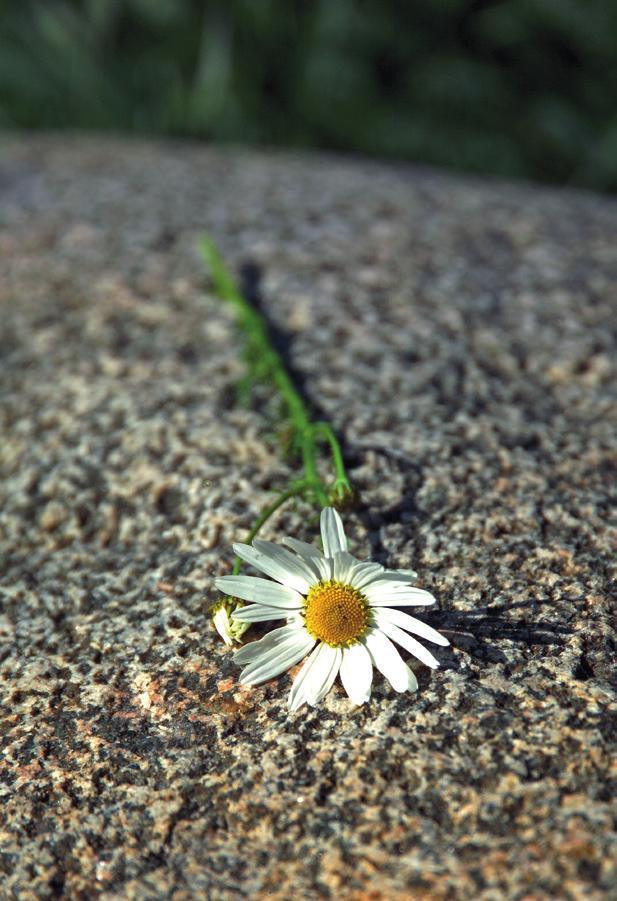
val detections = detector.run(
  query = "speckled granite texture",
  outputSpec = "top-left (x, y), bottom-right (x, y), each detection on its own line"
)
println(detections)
top-left (1, 136), bottom-right (615, 900)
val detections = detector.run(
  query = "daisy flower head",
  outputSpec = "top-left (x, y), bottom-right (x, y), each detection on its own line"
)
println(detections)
top-left (214, 507), bottom-right (449, 711)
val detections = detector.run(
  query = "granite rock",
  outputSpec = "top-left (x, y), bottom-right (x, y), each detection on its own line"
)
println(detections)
top-left (0, 136), bottom-right (615, 900)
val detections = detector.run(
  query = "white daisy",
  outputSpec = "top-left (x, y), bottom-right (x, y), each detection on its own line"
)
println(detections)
top-left (214, 507), bottom-right (449, 710)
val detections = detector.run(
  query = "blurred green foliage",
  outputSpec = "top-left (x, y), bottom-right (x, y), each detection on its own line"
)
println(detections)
top-left (2, 0), bottom-right (617, 189)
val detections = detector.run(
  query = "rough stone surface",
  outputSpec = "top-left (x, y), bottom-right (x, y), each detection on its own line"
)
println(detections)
top-left (1, 136), bottom-right (615, 900)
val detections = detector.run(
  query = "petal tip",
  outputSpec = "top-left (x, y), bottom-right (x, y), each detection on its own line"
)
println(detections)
top-left (350, 695), bottom-right (370, 706)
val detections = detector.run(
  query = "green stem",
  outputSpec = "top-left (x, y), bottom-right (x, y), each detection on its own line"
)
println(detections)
top-left (200, 237), bottom-right (310, 430)
top-left (312, 422), bottom-right (352, 500)
top-left (200, 236), bottom-right (355, 639)
top-left (200, 236), bottom-right (343, 507)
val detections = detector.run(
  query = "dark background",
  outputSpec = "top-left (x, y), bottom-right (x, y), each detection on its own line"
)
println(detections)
top-left (2, 0), bottom-right (617, 191)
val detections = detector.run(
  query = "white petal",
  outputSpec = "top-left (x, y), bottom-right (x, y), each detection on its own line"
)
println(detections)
top-left (215, 575), bottom-right (303, 608)
top-left (282, 537), bottom-right (324, 560)
top-left (371, 569), bottom-right (418, 584)
top-left (373, 608), bottom-right (449, 646)
top-left (364, 629), bottom-right (410, 692)
top-left (405, 664), bottom-right (418, 692)
top-left (288, 642), bottom-right (340, 711)
top-left (309, 646), bottom-right (342, 706)
top-left (233, 624), bottom-right (305, 664)
top-left (231, 604), bottom-right (293, 622)
top-left (309, 554), bottom-right (332, 583)
top-left (365, 582), bottom-right (436, 607)
top-left (331, 551), bottom-right (360, 584)
top-left (287, 643), bottom-right (323, 711)
top-left (350, 562), bottom-right (386, 590)
top-left (233, 540), bottom-right (317, 593)
top-left (320, 507), bottom-right (347, 557)
top-left (239, 635), bottom-right (316, 686)
top-left (350, 566), bottom-right (417, 589)
top-left (378, 622), bottom-right (441, 669)
top-left (339, 643), bottom-right (373, 705)
top-left (253, 539), bottom-right (320, 588)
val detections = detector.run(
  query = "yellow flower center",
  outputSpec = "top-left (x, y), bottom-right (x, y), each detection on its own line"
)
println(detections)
top-left (304, 580), bottom-right (370, 648)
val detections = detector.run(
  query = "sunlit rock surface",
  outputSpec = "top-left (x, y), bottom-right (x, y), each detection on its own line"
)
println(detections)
top-left (1, 136), bottom-right (615, 899)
